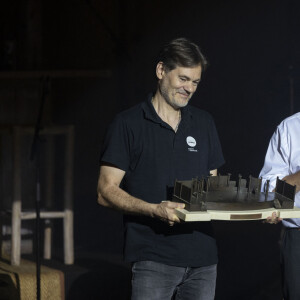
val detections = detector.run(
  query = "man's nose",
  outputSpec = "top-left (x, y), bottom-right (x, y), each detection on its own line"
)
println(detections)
top-left (184, 82), bottom-right (196, 93)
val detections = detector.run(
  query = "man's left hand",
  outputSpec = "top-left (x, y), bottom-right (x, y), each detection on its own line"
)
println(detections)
top-left (263, 211), bottom-right (282, 224)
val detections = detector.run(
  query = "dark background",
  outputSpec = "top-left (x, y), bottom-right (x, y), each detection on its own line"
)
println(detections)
top-left (0, 0), bottom-right (300, 299)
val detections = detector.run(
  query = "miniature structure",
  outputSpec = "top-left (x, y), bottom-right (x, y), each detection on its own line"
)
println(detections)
top-left (172, 175), bottom-right (299, 221)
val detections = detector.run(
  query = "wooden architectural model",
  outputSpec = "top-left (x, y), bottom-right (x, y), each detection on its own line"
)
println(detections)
top-left (173, 175), bottom-right (300, 221)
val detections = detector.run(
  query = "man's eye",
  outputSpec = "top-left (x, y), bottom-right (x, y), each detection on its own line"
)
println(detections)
top-left (179, 77), bottom-right (186, 82)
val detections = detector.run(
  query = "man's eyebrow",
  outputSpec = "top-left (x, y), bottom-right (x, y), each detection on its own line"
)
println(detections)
top-left (179, 75), bottom-right (191, 80)
top-left (179, 75), bottom-right (201, 82)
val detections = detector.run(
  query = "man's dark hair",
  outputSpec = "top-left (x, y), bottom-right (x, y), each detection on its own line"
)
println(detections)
top-left (157, 37), bottom-right (208, 72)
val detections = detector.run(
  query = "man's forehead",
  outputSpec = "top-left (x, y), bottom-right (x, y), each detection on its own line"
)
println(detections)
top-left (173, 65), bottom-right (202, 79)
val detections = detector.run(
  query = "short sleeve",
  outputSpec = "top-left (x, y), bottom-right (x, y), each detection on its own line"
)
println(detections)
top-left (100, 115), bottom-right (131, 172)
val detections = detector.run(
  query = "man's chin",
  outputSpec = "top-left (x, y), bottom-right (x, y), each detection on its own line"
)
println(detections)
top-left (174, 101), bottom-right (189, 109)
top-left (177, 98), bottom-right (191, 108)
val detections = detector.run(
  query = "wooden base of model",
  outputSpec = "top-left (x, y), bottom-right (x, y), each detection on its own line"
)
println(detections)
top-left (175, 207), bottom-right (300, 222)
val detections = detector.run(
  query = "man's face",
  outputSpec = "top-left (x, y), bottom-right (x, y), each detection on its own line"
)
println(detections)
top-left (157, 63), bottom-right (202, 109)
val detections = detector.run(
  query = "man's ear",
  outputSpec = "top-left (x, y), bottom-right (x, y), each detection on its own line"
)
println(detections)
top-left (156, 62), bottom-right (165, 80)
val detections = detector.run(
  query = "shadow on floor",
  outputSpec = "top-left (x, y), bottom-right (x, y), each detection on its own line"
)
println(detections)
top-left (37, 252), bottom-right (131, 300)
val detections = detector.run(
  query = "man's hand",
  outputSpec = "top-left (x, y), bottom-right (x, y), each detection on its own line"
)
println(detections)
top-left (263, 211), bottom-right (282, 224)
top-left (153, 201), bottom-right (185, 226)
top-left (282, 171), bottom-right (300, 193)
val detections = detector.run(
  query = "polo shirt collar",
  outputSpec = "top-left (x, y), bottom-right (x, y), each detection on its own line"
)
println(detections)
top-left (142, 93), bottom-right (192, 130)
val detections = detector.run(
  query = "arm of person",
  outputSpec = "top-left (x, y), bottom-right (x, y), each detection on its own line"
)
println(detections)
top-left (260, 126), bottom-right (293, 224)
top-left (97, 164), bottom-right (185, 226)
top-left (259, 126), bottom-right (290, 192)
top-left (264, 171), bottom-right (300, 224)
top-left (282, 171), bottom-right (300, 193)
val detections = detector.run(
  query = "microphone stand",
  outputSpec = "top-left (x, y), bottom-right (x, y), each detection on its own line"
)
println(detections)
top-left (30, 76), bottom-right (50, 300)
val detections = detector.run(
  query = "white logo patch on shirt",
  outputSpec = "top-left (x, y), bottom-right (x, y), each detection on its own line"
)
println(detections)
top-left (186, 136), bottom-right (198, 152)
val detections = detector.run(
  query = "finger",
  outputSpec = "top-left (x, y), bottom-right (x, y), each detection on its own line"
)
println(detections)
top-left (263, 219), bottom-right (273, 224)
top-left (173, 215), bottom-right (181, 223)
top-left (163, 201), bottom-right (185, 209)
top-left (263, 216), bottom-right (275, 224)
top-left (166, 212), bottom-right (181, 224)
top-left (168, 214), bottom-right (182, 226)
top-left (271, 212), bottom-right (279, 223)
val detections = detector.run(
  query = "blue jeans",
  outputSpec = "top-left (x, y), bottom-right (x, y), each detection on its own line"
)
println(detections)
top-left (131, 261), bottom-right (217, 300)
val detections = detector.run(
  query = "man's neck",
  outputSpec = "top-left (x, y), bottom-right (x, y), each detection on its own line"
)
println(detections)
top-left (152, 93), bottom-right (181, 132)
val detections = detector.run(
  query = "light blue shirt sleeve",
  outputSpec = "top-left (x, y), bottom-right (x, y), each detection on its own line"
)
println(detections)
top-left (259, 126), bottom-right (289, 191)
top-left (259, 112), bottom-right (300, 228)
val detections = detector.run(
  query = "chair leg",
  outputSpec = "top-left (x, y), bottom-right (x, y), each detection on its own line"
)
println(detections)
top-left (43, 220), bottom-right (52, 260)
top-left (64, 209), bottom-right (74, 264)
top-left (63, 126), bottom-right (74, 265)
top-left (11, 201), bottom-right (21, 265)
top-left (12, 127), bottom-right (21, 266)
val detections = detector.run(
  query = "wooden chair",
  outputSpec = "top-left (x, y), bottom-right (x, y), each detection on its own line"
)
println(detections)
top-left (2, 125), bottom-right (74, 265)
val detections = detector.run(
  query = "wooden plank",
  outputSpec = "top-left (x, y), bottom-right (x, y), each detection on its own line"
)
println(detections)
top-left (21, 211), bottom-right (66, 220)
top-left (175, 207), bottom-right (300, 222)
top-left (175, 209), bottom-right (211, 222)
top-left (279, 208), bottom-right (300, 219)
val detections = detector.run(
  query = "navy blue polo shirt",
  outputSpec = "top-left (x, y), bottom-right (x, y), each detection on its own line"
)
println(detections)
top-left (100, 95), bottom-right (225, 267)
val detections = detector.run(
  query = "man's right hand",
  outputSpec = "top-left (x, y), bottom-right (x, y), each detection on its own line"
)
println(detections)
top-left (153, 201), bottom-right (185, 226)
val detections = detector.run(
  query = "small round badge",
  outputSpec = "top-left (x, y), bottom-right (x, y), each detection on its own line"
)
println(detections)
top-left (186, 136), bottom-right (196, 147)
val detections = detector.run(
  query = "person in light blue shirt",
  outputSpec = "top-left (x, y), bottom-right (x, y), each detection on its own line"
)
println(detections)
top-left (259, 112), bottom-right (300, 300)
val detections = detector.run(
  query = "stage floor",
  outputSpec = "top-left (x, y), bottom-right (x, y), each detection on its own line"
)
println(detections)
top-left (2, 222), bottom-right (283, 300)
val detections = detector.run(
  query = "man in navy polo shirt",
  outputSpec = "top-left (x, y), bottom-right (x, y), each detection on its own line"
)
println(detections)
top-left (97, 38), bottom-right (224, 300)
